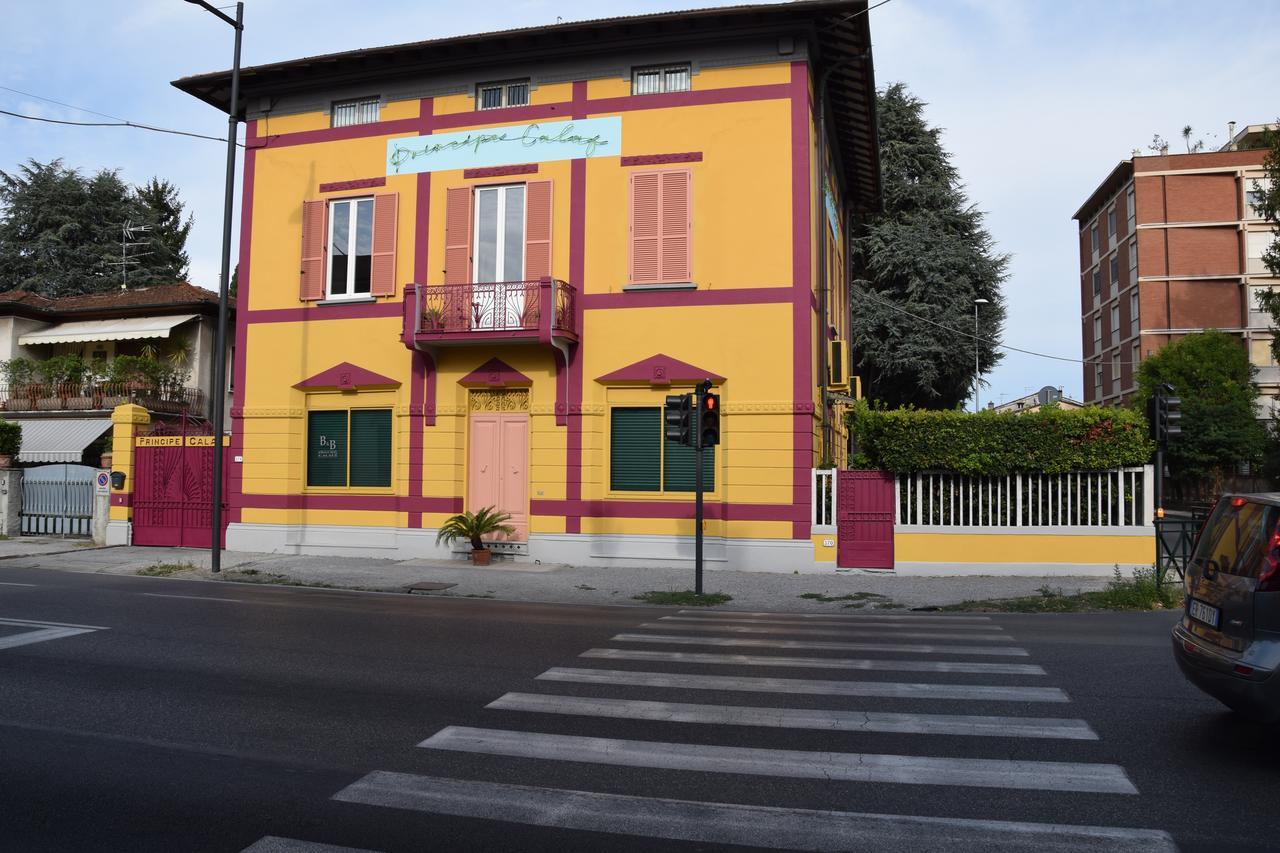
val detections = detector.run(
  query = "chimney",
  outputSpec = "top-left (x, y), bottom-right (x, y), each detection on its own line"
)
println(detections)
top-left (1227, 121), bottom-right (1237, 150)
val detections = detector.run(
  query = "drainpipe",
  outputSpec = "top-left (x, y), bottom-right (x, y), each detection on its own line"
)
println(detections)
top-left (815, 51), bottom-right (868, 464)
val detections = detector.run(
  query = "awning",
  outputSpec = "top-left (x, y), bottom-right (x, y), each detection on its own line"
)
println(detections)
top-left (18, 314), bottom-right (198, 346)
top-left (16, 419), bottom-right (112, 463)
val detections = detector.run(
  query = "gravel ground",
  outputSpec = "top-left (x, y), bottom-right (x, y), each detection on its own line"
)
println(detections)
top-left (11, 545), bottom-right (1120, 611)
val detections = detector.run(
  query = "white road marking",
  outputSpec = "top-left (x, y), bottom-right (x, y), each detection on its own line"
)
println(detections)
top-left (679, 609), bottom-right (994, 623)
top-left (418, 727), bottom-right (1137, 794)
top-left (487, 693), bottom-right (1097, 739)
top-left (536, 667), bottom-right (1069, 703)
top-left (336, 773), bottom-right (1171, 852)
top-left (0, 626), bottom-right (96, 650)
top-left (240, 838), bottom-right (384, 853)
top-left (613, 632), bottom-right (1030, 656)
top-left (659, 614), bottom-right (1005, 631)
top-left (141, 592), bottom-right (246, 603)
top-left (638, 621), bottom-right (1015, 641)
top-left (581, 648), bottom-right (1047, 675)
top-left (0, 581), bottom-right (37, 587)
top-left (0, 616), bottom-right (108, 630)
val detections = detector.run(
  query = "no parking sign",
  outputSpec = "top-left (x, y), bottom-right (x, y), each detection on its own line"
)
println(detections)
top-left (95, 471), bottom-right (110, 495)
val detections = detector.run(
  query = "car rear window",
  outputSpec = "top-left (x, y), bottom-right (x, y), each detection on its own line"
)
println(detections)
top-left (1192, 499), bottom-right (1280, 579)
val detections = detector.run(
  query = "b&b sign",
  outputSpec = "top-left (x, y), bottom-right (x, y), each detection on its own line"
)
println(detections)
top-left (387, 116), bottom-right (622, 175)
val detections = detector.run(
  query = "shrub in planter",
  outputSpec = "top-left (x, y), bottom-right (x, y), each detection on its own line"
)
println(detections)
top-left (435, 506), bottom-right (516, 565)
top-left (0, 418), bottom-right (22, 466)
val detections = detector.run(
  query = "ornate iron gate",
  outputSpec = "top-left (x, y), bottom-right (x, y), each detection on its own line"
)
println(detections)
top-left (20, 464), bottom-right (96, 536)
top-left (836, 470), bottom-right (895, 570)
top-left (132, 435), bottom-right (227, 548)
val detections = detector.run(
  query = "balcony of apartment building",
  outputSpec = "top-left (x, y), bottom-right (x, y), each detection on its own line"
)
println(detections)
top-left (401, 277), bottom-right (578, 352)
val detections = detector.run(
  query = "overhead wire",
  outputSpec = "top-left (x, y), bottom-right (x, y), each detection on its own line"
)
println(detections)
top-left (0, 85), bottom-right (238, 146)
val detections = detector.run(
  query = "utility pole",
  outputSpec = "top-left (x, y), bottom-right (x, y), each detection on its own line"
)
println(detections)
top-left (184, 0), bottom-right (243, 574)
top-left (694, 380), bottom-right (711, 595)
top-left (973, 297), bottom-right (989, 412)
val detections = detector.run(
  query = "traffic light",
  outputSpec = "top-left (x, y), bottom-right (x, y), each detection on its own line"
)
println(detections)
top-left (664, 394), bottom-right (692, 446)
top-left (700, 392), bottom-right (720, 448)
top-left (1147, 385), bottom-right (1182, 444)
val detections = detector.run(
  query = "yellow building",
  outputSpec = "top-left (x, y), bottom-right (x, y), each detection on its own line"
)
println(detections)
top-left (171, 1), bottom-right (880, 570)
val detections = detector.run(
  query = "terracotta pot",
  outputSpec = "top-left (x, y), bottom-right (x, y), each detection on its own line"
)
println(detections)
top-left (99, 453), bottom-right (113, 469)
top-left (0, 454), bottom-right (12, 469)
top-left (471, 548), bottom-right (492, 566)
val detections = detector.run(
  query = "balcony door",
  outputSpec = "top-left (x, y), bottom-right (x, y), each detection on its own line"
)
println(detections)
top-left (472, 184), bottom-right (526, 329)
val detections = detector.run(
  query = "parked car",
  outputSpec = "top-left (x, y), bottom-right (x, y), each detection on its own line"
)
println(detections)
top-left (1172, 493), bottom-right (1280, 722)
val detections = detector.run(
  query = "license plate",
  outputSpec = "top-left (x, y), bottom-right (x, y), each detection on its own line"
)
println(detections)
top-left (1189, 598), bottom-right (1220, 629)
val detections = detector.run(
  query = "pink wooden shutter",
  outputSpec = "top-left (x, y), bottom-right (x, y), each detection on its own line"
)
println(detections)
top-left (660, 169), bottom-right (691, 282)
top-left (370, 192), bottom-right (398, 297)
top-left (444, 187), bottom-right (473, 285)
top-left (299, 199), bottom-right (327, 301)
top-left (524, 181), bottom-right (553, 281)
top-left (629, 171), bottom-right (661, 284)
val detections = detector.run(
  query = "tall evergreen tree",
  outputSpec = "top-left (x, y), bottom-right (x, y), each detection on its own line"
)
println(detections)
top-left (0, 159), bottom-right (193, 297)
top-left (850, 84), bottom-right (1009, 409)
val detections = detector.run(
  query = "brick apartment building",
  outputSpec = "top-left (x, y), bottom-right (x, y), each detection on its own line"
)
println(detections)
top-left (1074, 123), bottom-right (1277, 412)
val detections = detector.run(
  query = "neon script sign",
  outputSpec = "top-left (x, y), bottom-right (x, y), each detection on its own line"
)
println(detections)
top-left (386, 116), bottom-right (622, 175)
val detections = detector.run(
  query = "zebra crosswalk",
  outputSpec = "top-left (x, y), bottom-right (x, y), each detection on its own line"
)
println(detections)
top-left (249, 606), bottom-right (1177, 852)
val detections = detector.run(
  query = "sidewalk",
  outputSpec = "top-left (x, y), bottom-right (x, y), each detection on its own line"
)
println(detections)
top-left (2, 543), bottom-right (1119, 611)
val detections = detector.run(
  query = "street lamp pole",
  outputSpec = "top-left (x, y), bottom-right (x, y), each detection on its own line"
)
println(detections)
top-left (186, 0), bottom-right (243, 574)
top-left (973, 298), bottom-right (989, 412)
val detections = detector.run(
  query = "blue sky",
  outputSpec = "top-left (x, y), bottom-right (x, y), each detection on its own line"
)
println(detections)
top-left (2, 0), bottom-right (1277, 405)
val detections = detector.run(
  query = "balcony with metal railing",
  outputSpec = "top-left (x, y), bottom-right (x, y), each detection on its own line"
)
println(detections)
top-left (0, 383), bottom-right (205, 416)
top-left (402, 277), bottom-right (578, 349)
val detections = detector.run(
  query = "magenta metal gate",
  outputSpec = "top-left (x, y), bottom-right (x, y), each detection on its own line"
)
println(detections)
top-left (132, 436), bottom-right (227, 548)
top-left (836, 470), bottom-right (895, 569)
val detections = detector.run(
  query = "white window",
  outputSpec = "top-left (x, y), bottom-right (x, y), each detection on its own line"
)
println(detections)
top-left (1093, 316), bottom-right (1102, 350)
top-left (632, 63), bottom-right (692, 95)
top-left (1107, 207), bottom-right (1116, 237)
top-left (1130, 290), bottom-right (1140, 335)
top-left (1090, 224), bottom-right (1099, 255)
top-left (1092, 269), bottom-right (1101, 301)
top-left (1110, 255), bottom-right (1119, 293)
top-left (1129, 239), bottom-right (1138, 280)
top-left (331, 97), bottom-right (379, 128)
top-left (1111, 305), bottom-right (1120, 338)
top-left (1126, 185), bottom-right (1136, 232)
top-left (477, 80), bottom-right (530, 111)
top-left (1132, 343), bottom-right (1141, 380)
top-left (1094, 364), bottom-right (1103, 395)
top-left (1111, 352), bottom-right (1121, 394)
top-left (1248, 230), bottom-right (1276, 275)
top-left (1246, 177), bottom-right (1271, 220)
top-left (326, 197), bottom-right (374, 299)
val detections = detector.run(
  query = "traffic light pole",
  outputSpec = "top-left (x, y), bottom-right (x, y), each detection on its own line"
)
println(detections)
top-left (694, 379), bottom-right (711, 596)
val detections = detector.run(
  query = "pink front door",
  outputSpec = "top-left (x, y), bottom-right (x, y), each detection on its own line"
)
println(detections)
top-left (467, 412), bottom-right (529, 541)
top-left (836, 470), bottom-right (895, 569)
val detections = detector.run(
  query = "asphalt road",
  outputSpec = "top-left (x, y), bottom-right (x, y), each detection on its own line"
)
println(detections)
top-left (0, 564), bottom-right (1274, 853)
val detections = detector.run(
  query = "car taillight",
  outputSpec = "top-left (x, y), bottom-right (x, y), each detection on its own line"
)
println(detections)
top-left (1259, 527), bottom-right (1280, 592)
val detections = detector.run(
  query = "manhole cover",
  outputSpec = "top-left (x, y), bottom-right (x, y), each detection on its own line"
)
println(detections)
top-left (406, 581), bottom-right (457, 594)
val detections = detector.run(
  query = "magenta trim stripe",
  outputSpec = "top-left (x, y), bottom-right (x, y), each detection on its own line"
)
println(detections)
top-left (432, 103), bottom-right (569, 130)
top-left (531, 499), bottom-right (806, 523)
top-left (620, 152), bottom-right (703, 167)
top-left (228, 120), bottom-right (258, 521)
top-left (586, 84), bottom-right (790, 116)
top-left (565, 79), bottom-right (589, 535)
top-left (319, 177), bottom-right (386, 193)
top-left (464, 164), bottom-right (539, 179)
top-left (580, 287), bottom-right (792, 311)
top-left (245, 301), bottom-right (403, 324)
top-left (789, 61), bottom-right (813, 541)
top-left (240, 494), bottom-right (462, 513)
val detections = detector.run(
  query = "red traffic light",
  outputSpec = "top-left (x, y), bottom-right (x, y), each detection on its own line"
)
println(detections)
top-left (704, 396), bottom-right (716, 410)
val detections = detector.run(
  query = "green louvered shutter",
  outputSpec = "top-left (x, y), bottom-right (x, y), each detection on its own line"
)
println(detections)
top-left (611, 407), bottom-right (660, 491)
top-left (349, 409), bottom-right (393, 487)
top-left (663, 436), bottom-right (714, 492)
top-left (307, 411), bottom-right (348, 486)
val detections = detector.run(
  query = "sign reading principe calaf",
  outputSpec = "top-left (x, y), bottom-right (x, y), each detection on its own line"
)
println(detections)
top-left (386, 116), bottom-right (622, 175)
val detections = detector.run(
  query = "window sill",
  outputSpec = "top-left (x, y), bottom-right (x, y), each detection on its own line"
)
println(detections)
top-left (622, 282), bottom-right (697, 292)
top-left (316, 296), bottom-right (377, 306)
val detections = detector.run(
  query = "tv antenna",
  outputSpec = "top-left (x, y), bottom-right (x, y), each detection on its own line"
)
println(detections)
top-left (106, 220), bottom-right (153, 289)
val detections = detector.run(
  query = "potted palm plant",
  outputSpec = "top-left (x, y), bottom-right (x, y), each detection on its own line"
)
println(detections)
top-left (435, 506), bottom-right (515, 566)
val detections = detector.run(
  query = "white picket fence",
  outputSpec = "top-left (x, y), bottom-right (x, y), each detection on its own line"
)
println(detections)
top-left (895, 466), bottom-right (1153, 528)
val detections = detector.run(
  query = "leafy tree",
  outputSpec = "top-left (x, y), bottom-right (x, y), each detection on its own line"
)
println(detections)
top-left (1252, 124), bottom-right (1280, 335)
top-left (850, 83), bottom-right (1009, 409)
top-left (1133, 330), bottom-right (1265, 494)
top-left (0, 159), bottom-right (192, 297)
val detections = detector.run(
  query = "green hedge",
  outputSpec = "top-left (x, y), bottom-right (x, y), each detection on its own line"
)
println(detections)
top-left (0, 419), bottom-right (21, 458)
top-left (847, 403), bottom-right (1153, 474)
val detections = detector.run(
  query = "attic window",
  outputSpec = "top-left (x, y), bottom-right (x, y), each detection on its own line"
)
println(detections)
top-left (632, 64), bottom-right (691, 95)
top-left (477, 80), bottom-right (530, 110)
top-left (331, 97), bottom-right (380, 128)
